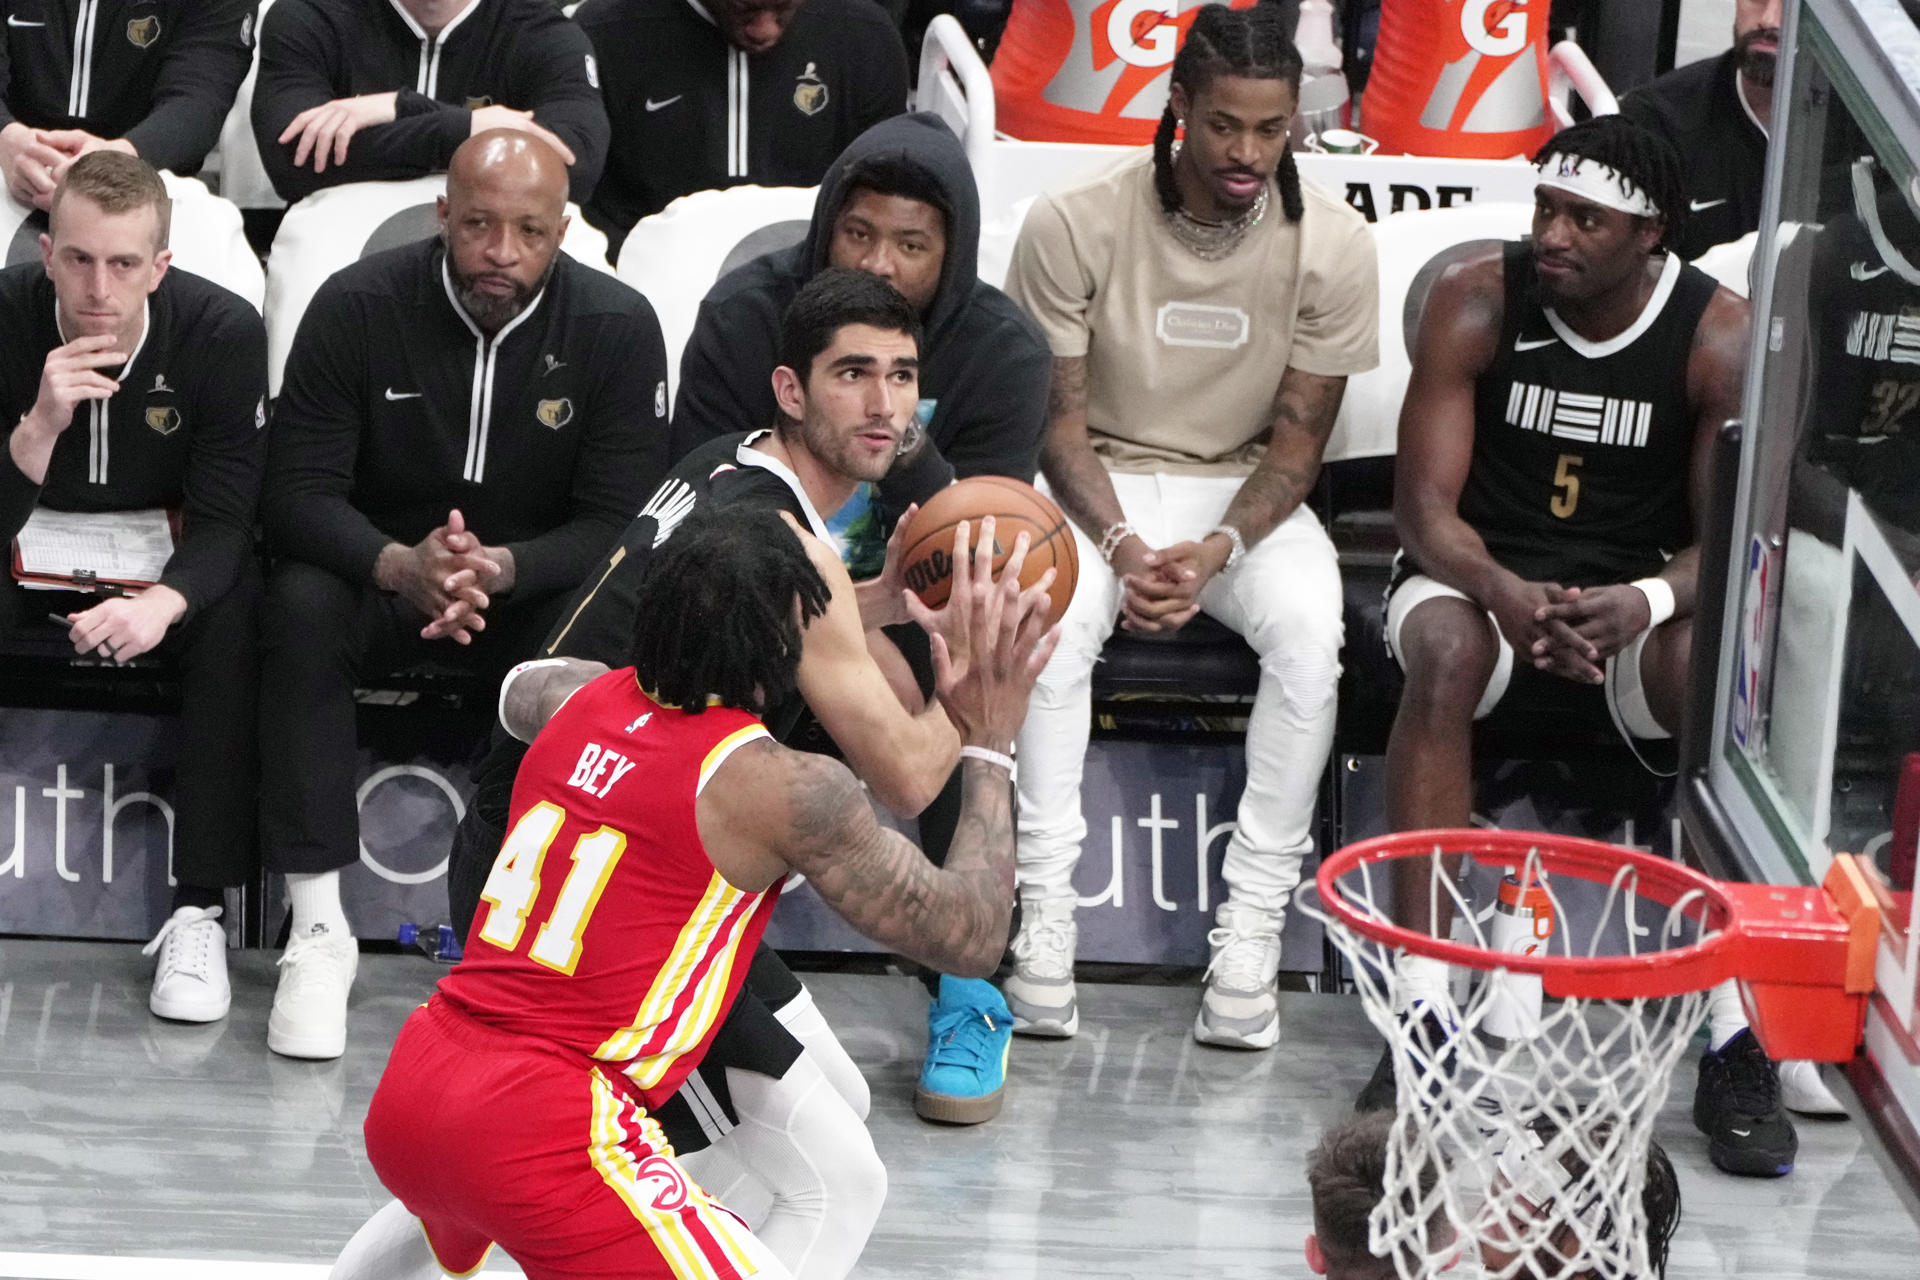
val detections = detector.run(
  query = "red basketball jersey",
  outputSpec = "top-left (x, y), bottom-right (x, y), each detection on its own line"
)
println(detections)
top-left (437, 668), bottom-right (778, 1108)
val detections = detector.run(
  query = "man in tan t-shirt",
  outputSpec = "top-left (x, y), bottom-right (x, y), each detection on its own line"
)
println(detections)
top-left (1002, 5), bottom-right (1377, 1051)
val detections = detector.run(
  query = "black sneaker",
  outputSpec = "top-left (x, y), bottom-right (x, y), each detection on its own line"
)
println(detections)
top-left (1693, 1028), bottom-right (1798, 1177)
top-left (1355, 1008), bottom-right (1456, 1113)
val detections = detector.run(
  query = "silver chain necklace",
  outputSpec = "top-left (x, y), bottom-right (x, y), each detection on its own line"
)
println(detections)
top-left (1162, 141), bottom-right (1269, 261)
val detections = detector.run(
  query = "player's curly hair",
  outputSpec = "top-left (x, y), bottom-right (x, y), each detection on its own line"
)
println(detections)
top-left (1532, 115), bottom-right (1690, 253)
top-left (1151, 2), bottom-right (1305, 223)
top-left (628, 505), bottom-right (831, 716)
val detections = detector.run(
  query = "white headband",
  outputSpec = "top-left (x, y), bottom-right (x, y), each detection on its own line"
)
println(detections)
top-left (1491, 1126), bottom-right (1615, 1249)
top-left (1535, 152), bottom-right (1661, 219)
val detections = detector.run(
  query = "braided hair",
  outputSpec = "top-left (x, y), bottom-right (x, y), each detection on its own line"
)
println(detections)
top-left (1532, 115), bottom-right (1690, 253)
top-left (629, 505), bottom-right (831, 716)
top-left (1151, 2), bottom-right (1305, 222)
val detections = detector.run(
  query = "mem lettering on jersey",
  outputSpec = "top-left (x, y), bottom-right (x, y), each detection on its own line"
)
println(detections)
top-left (1845, 309), bottom-right (1920, 365)
top-left (1504, 381), bottom-right (1655, 447)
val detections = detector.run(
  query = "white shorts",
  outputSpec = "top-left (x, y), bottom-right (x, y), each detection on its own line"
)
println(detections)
top-left (1383, 574), bottom-right (1669, 741)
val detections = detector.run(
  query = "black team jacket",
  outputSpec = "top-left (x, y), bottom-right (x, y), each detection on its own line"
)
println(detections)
top-left (264, 236), bottom-right (667, 598)
top-left (669, 113), bottom-right (1052, 514)
top-left (1619, 48), bottom-right (1770, 262)
top-left (574, 0), bottom-right (908, 258)
top-left (0, 262), bottom-right (267, 620)
top-left (251, 0), bottom-right (609, 204)
top-left (0, 0), bottom-right (256, 176)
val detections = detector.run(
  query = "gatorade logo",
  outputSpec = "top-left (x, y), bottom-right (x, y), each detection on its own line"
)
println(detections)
top-left (1462, 0), bottom-right (1530, 58)
top-left (1098, 0), bottom-right (1184, 68)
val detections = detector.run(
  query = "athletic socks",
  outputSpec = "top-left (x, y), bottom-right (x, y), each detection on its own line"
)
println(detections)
top-left (1705, 977), bottom-right (1752, 1051)
top-left (287, 870), bottom-right (350, 939)
top-left (1397, 953), bottom-right (1453, 1015)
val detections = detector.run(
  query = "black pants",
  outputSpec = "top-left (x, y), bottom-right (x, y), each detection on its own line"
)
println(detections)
top-left (257, 560), bottom-right (567, 875)
top-left (0, 566), bottom-right (262, 889)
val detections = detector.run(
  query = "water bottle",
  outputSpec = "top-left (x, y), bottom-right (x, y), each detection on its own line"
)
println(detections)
top-left (397, 922), bottom-right (463, 965)
top-left (1482, 874), bottom-right (1554, 1042)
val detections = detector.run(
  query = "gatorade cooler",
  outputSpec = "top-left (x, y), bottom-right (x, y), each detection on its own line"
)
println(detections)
top-left (991, 0), bottom-right (1261, 145)
top-left (1362, 0), bottom-right (1554, 159)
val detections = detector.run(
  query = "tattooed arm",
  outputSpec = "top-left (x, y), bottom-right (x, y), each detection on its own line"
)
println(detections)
top-left (1121, 366), bottom-right (1350, 633)
top-left (698, 516), bottom-right (1061, 976)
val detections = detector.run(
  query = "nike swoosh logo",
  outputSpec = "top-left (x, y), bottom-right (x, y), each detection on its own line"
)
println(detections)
top-left (6, 15), bottom-right (46, 25)
top-left (645, 95), bottom-right (683, 112)
top-left (384, 388), bottom-right (423, 401)
top-left (1690, 197), bottom-right (1729, 211)
top-left (1730, 1128), bottom-right (1752, 1137)
top-left (1514, 336), bottom-right (1560, 352)
top-left (1852, 262), bottom-right (1892, 281)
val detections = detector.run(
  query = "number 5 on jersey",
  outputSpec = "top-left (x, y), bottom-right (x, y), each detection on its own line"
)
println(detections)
top-left (1551, 453), bottom-right (1583, 519)
top-left (476, 801), bottom-right (629, 974)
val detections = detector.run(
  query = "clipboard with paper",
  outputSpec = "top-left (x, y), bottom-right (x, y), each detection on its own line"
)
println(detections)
top-left (11, 507), bottom-right (179, 593)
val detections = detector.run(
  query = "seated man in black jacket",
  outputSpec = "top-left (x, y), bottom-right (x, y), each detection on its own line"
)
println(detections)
top-left (251, 0), bottom-right (607, 205)
top-left (0, 0), bottom-right (256, 209)
top-left (0, 152), bottom-right (266, 1024)
top-left (574, 0), bottom-right (909, 261)
top-left (259, 130), bottom-right (665, 1062)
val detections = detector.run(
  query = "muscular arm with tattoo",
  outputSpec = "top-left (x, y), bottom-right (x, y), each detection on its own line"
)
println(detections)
top-left (1123, 365), bottom-right (1350, 632)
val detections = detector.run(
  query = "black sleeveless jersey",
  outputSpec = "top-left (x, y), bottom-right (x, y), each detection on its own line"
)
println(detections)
top-left (1803, 195), bottom-right (1920, 535)
top-left (1454, 242), bottom-right (1717, 587)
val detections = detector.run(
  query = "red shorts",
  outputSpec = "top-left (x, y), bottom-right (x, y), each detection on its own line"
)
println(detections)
top-left (364, 996), bottom-right (766, 1280)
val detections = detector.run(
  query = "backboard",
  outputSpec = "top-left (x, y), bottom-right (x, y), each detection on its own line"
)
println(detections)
top-left (1683, 0), bottom-right (1920, 1223)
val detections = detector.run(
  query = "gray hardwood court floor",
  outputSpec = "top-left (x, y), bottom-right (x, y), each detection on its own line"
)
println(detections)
top-left (0, 940), bottom-right (1913, 1278)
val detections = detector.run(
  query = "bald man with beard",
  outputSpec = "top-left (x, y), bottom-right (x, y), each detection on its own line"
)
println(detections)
top-left (257, 131), bottom-right (669, 1062)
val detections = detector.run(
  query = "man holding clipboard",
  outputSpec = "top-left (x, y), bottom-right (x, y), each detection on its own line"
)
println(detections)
top-left (0, 151), bottom-right (268, 1027)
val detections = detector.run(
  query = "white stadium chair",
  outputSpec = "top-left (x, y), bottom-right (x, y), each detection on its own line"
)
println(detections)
top-left (207, 0), bottom-right (283, 213)
top-left (0, 172), bottom-right (265, 312)
top-left (263, 176), bottom-right (616, 396)
top-left (1696, 230), bottom-right (1760, 297)
top-left (615, 184), bottom-right (819, 405)
top-left (1325, 200), bottom-right (1535, 463)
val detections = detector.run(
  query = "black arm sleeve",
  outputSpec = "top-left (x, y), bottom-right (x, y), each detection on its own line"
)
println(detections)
top-left (250, 2), bottom-right (469, 202)
top-left (668, 292), bottom-right (781, 459)
top-left (0, 8), bottom-right (17, 133)
top-left (122, 0), bottom-right (255, 172)
top-left (160, 301), bottom-right (269, 619)
top-left (505, 11), bottom-right (609, 203)
top-left (848, 16), bottom-right (910, 133)
top-left (504, 300), bottom-right (669, 595)
top-left (263, 278), bottom-right (392, 581)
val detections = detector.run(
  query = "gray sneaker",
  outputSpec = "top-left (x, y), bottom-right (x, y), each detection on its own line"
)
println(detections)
top-left (1194, 901), bottom-right (1283, 1049)
top-left (1004, 897), bottom-right (1078, 1037)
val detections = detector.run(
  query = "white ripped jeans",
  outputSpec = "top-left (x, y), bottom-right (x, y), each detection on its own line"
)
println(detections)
top-left (1015, 471), bottom-right (1344, 917)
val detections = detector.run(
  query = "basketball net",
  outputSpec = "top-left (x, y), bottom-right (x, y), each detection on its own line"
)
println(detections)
top-left (1305, 845), bottom-right (1713, 1280)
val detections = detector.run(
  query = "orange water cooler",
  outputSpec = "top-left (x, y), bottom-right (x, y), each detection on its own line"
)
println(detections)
top-left (991, 0), bottom-right (1261, 145)
top-left (1362, 0), bottom-right (1555, 159)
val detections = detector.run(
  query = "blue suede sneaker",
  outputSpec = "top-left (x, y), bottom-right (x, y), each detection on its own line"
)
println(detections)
top-left (914, 976), bottom-right (1014, 1124)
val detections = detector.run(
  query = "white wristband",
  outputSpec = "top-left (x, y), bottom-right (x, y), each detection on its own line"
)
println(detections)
top-left (1630, 577), bottom-right (1676, 630)
top-left (959, 745), bottom-right (1015, 773)
top-left (498, 657), bottom-right (570, 743)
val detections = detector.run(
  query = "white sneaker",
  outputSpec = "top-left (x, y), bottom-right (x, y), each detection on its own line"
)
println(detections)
top-left (1005, 897), bottom-right (1079, 1037)
top-left (268, 923), bottom-right (359, 1060)
top-left (1195, 901), bottom-right (1283, 1049)
top-left (142, 906), bottom-right (230, 1023)
top-left (1780, 1058), bottom-right (1849, 1117)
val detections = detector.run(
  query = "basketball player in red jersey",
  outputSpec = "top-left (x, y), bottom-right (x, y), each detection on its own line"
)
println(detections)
top-left (331, 503), bottom-right (1057, 1280)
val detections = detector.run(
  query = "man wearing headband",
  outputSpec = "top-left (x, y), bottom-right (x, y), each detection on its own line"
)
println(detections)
top-left (1478, 1117), bottom-right (1682, 1280)
top-left (1362, 116), bottom-right (1794, 1181)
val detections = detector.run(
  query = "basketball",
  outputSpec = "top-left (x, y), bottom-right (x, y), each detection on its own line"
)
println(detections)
top-left (898, 476), bottom-right (1078, 622)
